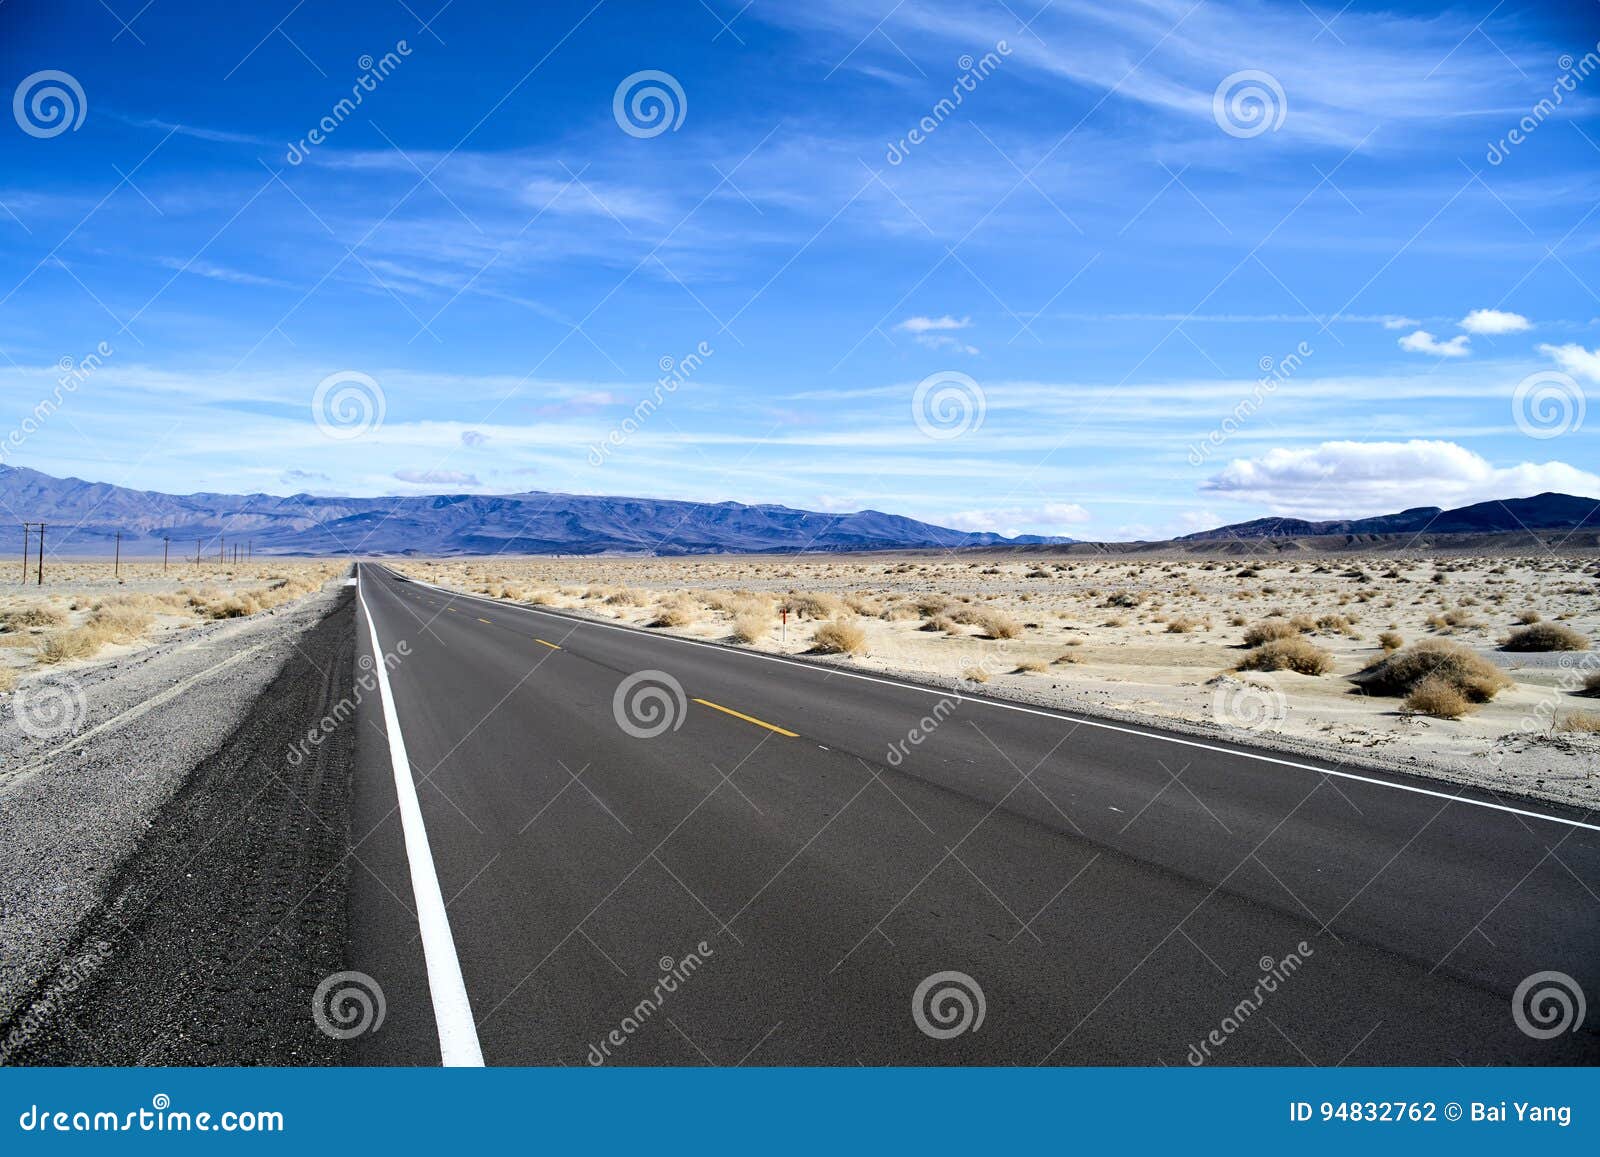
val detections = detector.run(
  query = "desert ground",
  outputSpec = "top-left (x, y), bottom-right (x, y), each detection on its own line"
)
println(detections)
top-left (0, 559), bottom-right (346, 691)
top-left (394, 551), bottom-right (1600, 809)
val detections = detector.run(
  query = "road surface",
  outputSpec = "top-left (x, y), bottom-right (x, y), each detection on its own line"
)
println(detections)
top-left (348, 563), bottom-right (1600, 1066)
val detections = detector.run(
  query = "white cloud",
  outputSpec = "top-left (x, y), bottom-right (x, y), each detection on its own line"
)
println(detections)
top-left (896, 315), bottom-right (971, 334)
top-left (1202, 440), bottom-right (1600, 518)
top-left (1398, 329), bottom-right (1470, 357)
top-left (460, 430), bottom-right (489, 447)
top-left (944, 502), bottom-right (1090, 535)
top-left (1459, 308), bottom-right (1530, 335)
top-left (393, 469), bottom-right (481, 487)
top-left (1381, 316), bottom-right (1419, 330)
top-left (1539, 343), bottom-right (1600, 383)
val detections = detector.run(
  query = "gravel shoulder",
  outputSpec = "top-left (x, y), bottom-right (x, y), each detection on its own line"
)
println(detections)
top-left (0, 576), bottom-right (356, 1055)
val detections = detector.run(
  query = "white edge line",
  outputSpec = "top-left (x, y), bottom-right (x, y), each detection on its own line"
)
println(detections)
top-left (383, 565), bottom-right (1600, 836)
top-left (358, 565), bottom-right (486, 1066)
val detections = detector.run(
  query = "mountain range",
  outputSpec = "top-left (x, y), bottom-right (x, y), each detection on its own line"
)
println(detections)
top-left (1178, 492), bottom-right (1600, 541)
top-left (0, 466), bottom-right (1070, 556)
top-left (2, 466), bottom-right (1593, 556)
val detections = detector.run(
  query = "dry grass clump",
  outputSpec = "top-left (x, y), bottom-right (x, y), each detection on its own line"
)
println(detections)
top-left (87, 604), bottom-right (154, 643)
top-left (1555, 709), bottom-right (1600, 733)
top-left (1165, 616), bottom-right (1205, 634)
top-left (604, 587), bottom-right (646, 607)
top-left (1242, 618), bottom-right (1300, 646)
top-left (811, 619), bottom-right (868, 655)
top-left (1378, 631), bottom-right (1404, 652)
top-left (731, 608), bottom-right (773, 643)
top-left (0, 666), bottom-right (16, 692)
top-left (1354, 640), bottom-right (1513, 703)
top-left (922, 614), bottom-right (958, 634)
top-left (1404, 676), bottom-right (1472, 719)
top-left (960, 665), bottom-right (991, 684)
top-left (787, 592), bottom-right (849, 620)
top-left (1514, 610), bottom-right (1541, 625)
top-left (1013, 659), bottom-right (1050, 674)
top-left (1500, 622), bottom-right (1589, 652)
top-left (648, 595), bottom-right (698, 628)
top-left (36, 627), bottom-right (104, 663)
top-left (1582, 671), bottom-right (1600, 697)
top-left (1235, 637), bottom-right (1333, 676)
top-left (950, 606), bottom-right (1022, 639)
top-left (2, 606), bottom-right (67, 630)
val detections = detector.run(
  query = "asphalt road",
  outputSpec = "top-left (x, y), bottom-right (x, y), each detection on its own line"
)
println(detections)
top-left (348, 563), bottom-right (1600, 1067)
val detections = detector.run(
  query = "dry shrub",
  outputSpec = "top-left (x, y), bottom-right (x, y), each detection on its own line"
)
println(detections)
top-left (1013, 659), bottom-right (1049, 674)
top-left (1515, 610), bottom-right (1541, 624)
top-left (604, 588), bottom-right (646, 607)
top-left (1235, 637), bottom-right (1333, 676)
top-left (731, 608), bottom-right (772, 643)
top-left (879, 602), bottom-right (920, 622)
top-left (951, 606), bottom-right (1022, 639)
top-left (88, 605), bottom-right (153, 643)
top-left (648, 596), bottom-right (698, 628)
top-left (1378, 631), bottom-right (1404, 652)
top-left (1501, 623), bottom-right (1589, 652)
top-left (36, 627), bottom-right (103, 663)
top-left (921, 614), bottom-right (957, 634)
top-left (1404, 677), bottom-right (1471, 719)
top-left (1583, 671), bottom-right (1600, 697)
top-left (788, 592), bottom-right (848, 620)
top-left (843, 593), bottom-right (881, 616)
top-left (1242, 618), bottom-right (1300, 646)
top-left (811, 619), bottom-right (867, 655)
top-left (1555, 709), bottom-right (1600, 733)
top-left (1354, 640), bottom-right (1513, 703)
top-left (0, 666), bottom-right (16, 692)
top-left (1165, 616), bottom-right (1203, 634)
top-left (2, 606), bottom-right (67, 630)
top-left (961, 666), bottom-right (991, 684)
top-left (1053, 652), bottom-right (1080, 665)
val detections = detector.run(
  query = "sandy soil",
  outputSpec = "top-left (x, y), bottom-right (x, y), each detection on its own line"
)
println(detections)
top-left (394, 553), bottom-right (1600, 809)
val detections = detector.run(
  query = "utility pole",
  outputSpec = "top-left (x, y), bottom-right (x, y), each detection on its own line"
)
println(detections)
top-left (36, 522), bottom-right (44, 585)
top-left (219, 535), bottom-right (224, 564)
top-left (163, 536), bottom-right (170, 573)
top-left (114, 531), bottom-right (121, 579)
top-left (195, 540), bottom-right (201, 566)
top-left (21, 523), bottom-right (30, 584)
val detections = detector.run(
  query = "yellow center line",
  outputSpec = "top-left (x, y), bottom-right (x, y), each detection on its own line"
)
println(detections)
top-left (477, 617), bottom-right (493, 624)
top-left (534, 638), bottom-right (561, 650)
top-left (692, 698), bottom-right (799, 738)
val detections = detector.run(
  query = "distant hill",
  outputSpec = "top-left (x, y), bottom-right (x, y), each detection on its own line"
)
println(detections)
top-left (1180, 493), bottom-right (1600, 541)
top-left (0, 466), bottom-right (1072, 556)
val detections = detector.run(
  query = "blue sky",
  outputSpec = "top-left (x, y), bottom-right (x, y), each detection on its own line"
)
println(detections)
top-left (0, 0), bottom-right (1597, 540)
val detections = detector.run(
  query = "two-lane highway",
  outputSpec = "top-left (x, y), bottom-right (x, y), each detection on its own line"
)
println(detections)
top-left (348, 563), bottom-right (1600, 1066)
